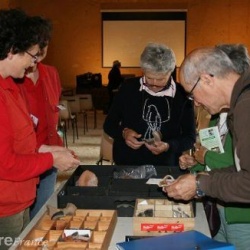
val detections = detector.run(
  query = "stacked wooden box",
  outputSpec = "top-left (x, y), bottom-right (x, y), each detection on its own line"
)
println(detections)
top-left (17, 209), bottom-right (117, 250)
top-left (133, 198), bottom-right (195, 236)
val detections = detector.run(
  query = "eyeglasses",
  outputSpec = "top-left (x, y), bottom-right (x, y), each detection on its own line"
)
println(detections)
top-left (143, 75), bottom-right (171, 92)
top-left (187, 74), bottom-right (214, 101)
top-left (25, 51), bottom-right (38, 64)
top-left (187, 77), bottom-right (200, 101)
top-left (143, 82), bottom-right (169, 92)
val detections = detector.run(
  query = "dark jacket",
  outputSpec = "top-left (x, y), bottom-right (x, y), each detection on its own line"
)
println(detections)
top-left (103, 77), bottom-right (196, 166)
top-left (107, 66), bottom-right (122, 91)
top-left (200, 69), bottom-right (250, 203)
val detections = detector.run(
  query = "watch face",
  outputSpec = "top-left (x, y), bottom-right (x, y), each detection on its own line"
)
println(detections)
top-left (196, 175), bottom-right (205, 197)
top-left (196, 189), bottom-right (205, 197)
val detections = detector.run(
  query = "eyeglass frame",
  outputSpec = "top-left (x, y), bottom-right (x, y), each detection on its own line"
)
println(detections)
top-left (25, 51), bottom-right (39, 64)
top-left (187, 74), bottom-right (214, 101)
top-left (143, 74), bottom-right (172, 92)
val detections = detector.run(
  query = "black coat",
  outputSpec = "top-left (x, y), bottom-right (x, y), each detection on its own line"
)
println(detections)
top-left (104, 77), bottom-right (196, 167)
top-left (107, 66), bottom-right (122, 91)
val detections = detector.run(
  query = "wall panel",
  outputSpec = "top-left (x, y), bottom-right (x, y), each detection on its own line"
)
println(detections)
top-left (7, 0), bottom-right (250, 88)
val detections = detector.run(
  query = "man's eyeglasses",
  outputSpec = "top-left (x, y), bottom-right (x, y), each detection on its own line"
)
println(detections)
top-left (25, 51), bottom-right (38, 64)
top-left (187, 77), bottom-right (200, 101)
top-left (187, 74), bottom-right (214, 101)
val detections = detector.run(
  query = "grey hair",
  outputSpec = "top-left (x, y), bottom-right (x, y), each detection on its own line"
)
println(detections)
top-left (180, 47), bottom-right (236, 86)
top-left (140, 43), bottom-right (176, 74)
top-left (216, 43), bottom-right (250, 74)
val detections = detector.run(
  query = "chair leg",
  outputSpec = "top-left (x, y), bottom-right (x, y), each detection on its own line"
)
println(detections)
top-left (72, 119), bottom-right (75, 143)
top-left (75, 115), bottom-right (79, 139)
top-left (83, 112), bottom-right (88, 135)
top-left (83, 112), bottom-right (86, 135)
top-left (63, 125), bottom-right (68, 148)
top-left (94, 109), bottom-right (97, 129)
top-left (71, 118), bottom-right (78, 143)
top-left (86, 113), bottom-right (88, 132)
top-left (96, 158), bottom-right (103, 165)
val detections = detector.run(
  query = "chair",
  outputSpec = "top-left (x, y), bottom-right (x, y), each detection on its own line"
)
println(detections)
top-left (92, 87), bottom-right (109, 116)
top-left (96, 131), bottom-right (114, 165)
top-left (195, 106), bottom-right (211, 131)
top-left (61, 95), bottom-right (80, 134)
top-left (57, 121), bottom-right (67, 148)
top-left (61, 95), bottom-right (90, 135)
top-left (63, 96), bottom-right (81, 115)
top-left (78, 94), bottom-right (96, 132)
top-left (59, 100), bottom-right (78, 146)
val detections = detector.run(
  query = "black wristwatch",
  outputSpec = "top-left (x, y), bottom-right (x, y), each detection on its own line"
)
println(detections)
top-left (195, 174), bottom-right (206, 197)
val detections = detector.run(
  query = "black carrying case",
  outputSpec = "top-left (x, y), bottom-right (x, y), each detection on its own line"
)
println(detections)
top-left (57, 165), bottom-right (193, 217)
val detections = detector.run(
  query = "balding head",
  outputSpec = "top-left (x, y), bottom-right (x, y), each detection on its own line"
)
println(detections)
top-left (180, 47), bottom-right (236, 90)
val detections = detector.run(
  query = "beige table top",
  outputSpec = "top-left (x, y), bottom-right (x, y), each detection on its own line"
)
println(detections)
top-left (10, 181), bottom-right (210, 250)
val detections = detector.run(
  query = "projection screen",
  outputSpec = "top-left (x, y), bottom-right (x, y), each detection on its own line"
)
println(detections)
top-left (102, 12), bottom-right (186, 67)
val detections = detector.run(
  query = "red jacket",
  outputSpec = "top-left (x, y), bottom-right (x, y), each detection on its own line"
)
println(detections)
top-left (0, 76), bottom-right (53, 217)
top-left (19, 63), bottom-right (62, 148)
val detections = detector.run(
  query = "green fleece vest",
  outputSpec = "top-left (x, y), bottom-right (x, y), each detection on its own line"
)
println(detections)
top-left (192, 117), bottom-right (250, 224)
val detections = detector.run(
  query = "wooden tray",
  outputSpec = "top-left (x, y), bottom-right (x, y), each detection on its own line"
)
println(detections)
top-left (17, 209), bottom-right (117, 250)
top-left (133, 199), bottom-right (194, 236)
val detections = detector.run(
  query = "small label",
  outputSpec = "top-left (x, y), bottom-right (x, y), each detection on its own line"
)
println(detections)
top-left (30, 114), bottom-right (39, 127)
top-left (141, 223), bottom-right (184, 232)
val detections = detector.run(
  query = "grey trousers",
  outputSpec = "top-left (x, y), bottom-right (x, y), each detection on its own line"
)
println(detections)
top-left (0, 208), bottom-right (29, 250)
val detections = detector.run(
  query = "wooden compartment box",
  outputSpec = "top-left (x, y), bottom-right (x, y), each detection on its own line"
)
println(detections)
top-left (133, 199), bottom-right (195, 236)
top-left (17, 209), bottom-right (117, 250)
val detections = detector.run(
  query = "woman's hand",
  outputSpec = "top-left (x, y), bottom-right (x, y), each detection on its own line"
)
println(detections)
top-left (144, 141), bottom-right (169, 155)
top-left (122, 128), bottom-right (144, 149)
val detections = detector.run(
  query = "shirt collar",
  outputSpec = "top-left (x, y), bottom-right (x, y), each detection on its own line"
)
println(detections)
top-left (0, 75), bottom-right (21, 99)
top-left (139, 76), bottom-right (176, 97)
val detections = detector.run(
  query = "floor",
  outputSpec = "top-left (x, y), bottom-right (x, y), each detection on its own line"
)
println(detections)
top-left (56, 110), bottom-right (108, 189)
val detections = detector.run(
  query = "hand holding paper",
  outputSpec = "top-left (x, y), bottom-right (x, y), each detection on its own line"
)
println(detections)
top-left (198, 126), bottom-right (224, 153)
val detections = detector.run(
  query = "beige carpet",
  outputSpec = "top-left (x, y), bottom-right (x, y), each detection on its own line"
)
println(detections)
top-left (56, 110), bottom-right (108, 189)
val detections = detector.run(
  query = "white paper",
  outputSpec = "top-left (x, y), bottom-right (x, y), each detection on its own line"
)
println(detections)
top-left (63, 229), bottom-right (91, 237)
top-left (198, 126), bottom-right (224, 153)
top-left (138, 200), bottom-right (148, 205)
top-left (146, 178), bottom-right (162, 185)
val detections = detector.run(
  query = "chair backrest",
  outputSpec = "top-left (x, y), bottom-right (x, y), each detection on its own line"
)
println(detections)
top-left (61, 96), bottom-right (81, 114)
top-left (196, 106), bottom-right (211, 131)
top-left (99, 131), bottom-right (114, 164)
top-left (92, 87), bottom-right (109, 111)
top-left (78, 94), bottom-right (93, 111)
top-left (59, 100), bottom-right (71, 120)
